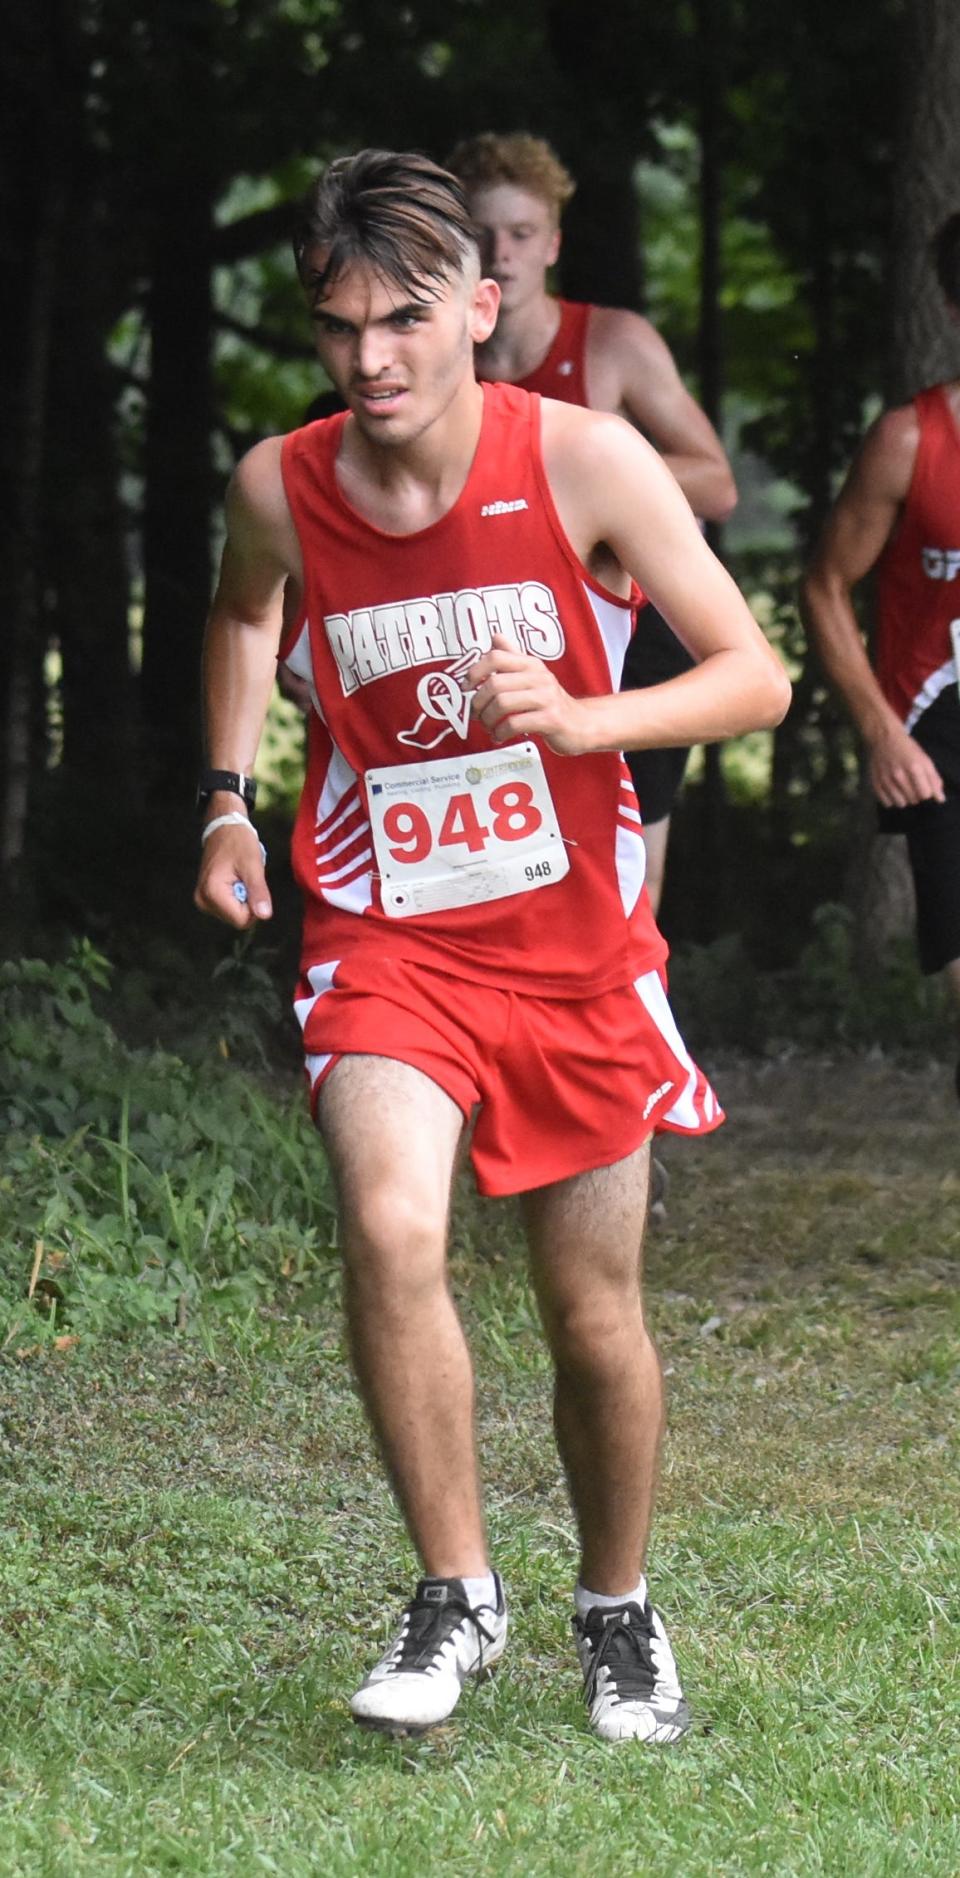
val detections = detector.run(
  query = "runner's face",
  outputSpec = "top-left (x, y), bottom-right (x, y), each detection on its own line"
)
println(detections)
top-left (466, 184), bottom-right (560, 315)
top-left (307, 256), bottom-right (498, 447)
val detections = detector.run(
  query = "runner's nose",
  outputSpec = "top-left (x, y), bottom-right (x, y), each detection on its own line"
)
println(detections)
top-left (355, 326), bottom-right (395, 380)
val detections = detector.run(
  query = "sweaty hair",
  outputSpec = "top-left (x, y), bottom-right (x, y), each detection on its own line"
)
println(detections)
top-left (932, 212), bottom-right (960, 309)
top-left (447, 133), bottom-right (576, 224)
top-left (294, 148), bottom-right (480, 307)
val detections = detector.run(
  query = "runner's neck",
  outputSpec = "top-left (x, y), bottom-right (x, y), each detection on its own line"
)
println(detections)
top-left (477, 294), bottom-right (562, 384)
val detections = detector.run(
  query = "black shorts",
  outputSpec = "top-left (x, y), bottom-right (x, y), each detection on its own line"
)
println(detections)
top-left (621, 603), bottom-right (695, 824)
top-left (877, 790), bottom-right (960, 974)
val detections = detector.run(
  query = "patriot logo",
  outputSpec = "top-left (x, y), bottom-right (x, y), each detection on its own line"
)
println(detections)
top-left (398, 652), bottom-right (479, 750)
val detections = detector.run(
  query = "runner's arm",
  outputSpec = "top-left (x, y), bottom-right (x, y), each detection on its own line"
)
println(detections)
top-left (468, 413), bottom-right (788, 753)
top-left (800, 411), bottom-right (944, 808)
top-left (195, 441), bottom-right (295, 927)
top-left (598, 308), bottom-right (737, 522)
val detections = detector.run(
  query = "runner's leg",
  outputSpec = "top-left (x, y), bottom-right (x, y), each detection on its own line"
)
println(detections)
top-left (640, 815), bottom-right (671, 919)
top-left (521, 1143), bottom-right (662, 1590)
top-left (317, 1054), bottom-right (489, 1576)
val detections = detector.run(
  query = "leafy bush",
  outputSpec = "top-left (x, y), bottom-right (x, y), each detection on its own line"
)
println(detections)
top-left (0, 944), bottom-right (337, 1342)
top-left (669, 903), bottom-right (950, 1054)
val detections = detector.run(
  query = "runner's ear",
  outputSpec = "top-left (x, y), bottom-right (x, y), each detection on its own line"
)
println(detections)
top-left (470, 276), bottom-right (501, 345)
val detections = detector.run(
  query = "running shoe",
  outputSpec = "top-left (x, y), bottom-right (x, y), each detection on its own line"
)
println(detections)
top-left (573, 1596), bottom-right (691, 1743)
top-left (350, 1574), bottom-right (508, 1735)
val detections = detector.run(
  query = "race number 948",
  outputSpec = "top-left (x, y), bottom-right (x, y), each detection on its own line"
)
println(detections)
top-left (383, 782), bottom-right (542, 863)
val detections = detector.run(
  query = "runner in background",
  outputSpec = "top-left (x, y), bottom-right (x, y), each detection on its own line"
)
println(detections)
top-left (449, 132), bottom-right (738, 917)
top-left (801, 213), bottom-right (960, 1103)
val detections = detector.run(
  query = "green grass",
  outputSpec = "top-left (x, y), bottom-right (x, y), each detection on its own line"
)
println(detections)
top-left (2, 1034), bottom-right (959, 1874)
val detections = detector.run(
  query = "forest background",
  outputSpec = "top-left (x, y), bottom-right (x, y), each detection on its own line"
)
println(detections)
top-left (3, 0), bottom-right (960, 1058)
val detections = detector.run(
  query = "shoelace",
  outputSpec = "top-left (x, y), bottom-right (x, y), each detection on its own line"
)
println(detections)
top-left (582, 1606), bottom-right (658, 1704)
top-left (390, 1590), bottom-right (496, 1675)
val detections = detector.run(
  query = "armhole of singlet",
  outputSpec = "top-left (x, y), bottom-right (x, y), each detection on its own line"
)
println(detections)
top-left (528, 394), bottom-right (639, 613)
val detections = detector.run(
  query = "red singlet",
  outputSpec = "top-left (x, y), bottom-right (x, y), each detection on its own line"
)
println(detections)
top-left (876, 385), bottom-right (960, 731)
top-left (512, 299), bottom-right (592, 405)
top-left (279, 381), bottom-right (665, 998)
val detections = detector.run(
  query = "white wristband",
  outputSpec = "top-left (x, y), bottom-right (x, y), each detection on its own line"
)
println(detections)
top-left (201, 812), bottom-right (267, 863)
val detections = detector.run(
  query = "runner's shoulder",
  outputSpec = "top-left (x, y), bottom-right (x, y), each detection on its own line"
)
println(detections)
top-left (540, 396), bottom-right (658, 472)
top-left (226, 436), bottom-right (295, 560)
top-left (587, 304), bottom-right (675, 371)
top-left (856, 402), bottom-right (921, 500)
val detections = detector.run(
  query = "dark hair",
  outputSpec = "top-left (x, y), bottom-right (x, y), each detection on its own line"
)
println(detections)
top-left (293, 149), bottom-right (480, 308)
top-left (932, 212), bottom-right (960, 308)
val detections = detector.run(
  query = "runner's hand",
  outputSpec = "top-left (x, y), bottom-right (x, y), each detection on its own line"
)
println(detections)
top-left (194, 826), bottom-right (272, 928)
top-left (465, 633), bottom-right (595, 755)
top-left (868, 725), bottom-right (945, 808)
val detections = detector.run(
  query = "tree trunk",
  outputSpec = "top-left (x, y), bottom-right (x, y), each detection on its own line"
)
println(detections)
top-left (47, 211), bottom-right (136, 788)
top-left (890, 0), bottom-right (960, 399)
top-left (139, 174), bottom-right (215, 790)
top-left (547, 0), bottom-right (645, 309)
top-left (0, 2), bottom-right (71, 907)
top-left (694, 0), bottom-right (729, 938)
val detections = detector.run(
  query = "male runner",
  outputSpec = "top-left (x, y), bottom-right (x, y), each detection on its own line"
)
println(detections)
top-left (449, 131), bottom-right (738, 915)
top-left (195, 149), bottom-right (789, 1744)
top-left (801, 213), bottom-right (960, 1095)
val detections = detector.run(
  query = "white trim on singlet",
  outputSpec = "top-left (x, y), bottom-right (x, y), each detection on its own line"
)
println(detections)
top-left (281, 617), bottom-right (321, 713)
top-left (615, 770), bottom-right (647, 913)
top-left (582, 581), bottom-right (634, 689)
top-left (903, 654), bottom-right (957, 732)
top-left (312, 741), bottom-right (374, 914)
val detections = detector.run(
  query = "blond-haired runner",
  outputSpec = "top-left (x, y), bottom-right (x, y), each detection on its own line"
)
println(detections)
top-left (449, 131), bottom-right (737, 916)
top-left (195, 149), bottom-right (789, 1743)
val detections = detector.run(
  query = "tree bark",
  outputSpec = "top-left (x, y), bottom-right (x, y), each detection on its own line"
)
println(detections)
top-left (890, 0), bottom-right (960, 399)
top-left (547, 0), bottom-right (645, 309)
top-left (0, 2), bottom-right (70, 901)
top-left (694, 0), bottom-right (729, 937)
top-left (138, 155), bottom-right (215, 789)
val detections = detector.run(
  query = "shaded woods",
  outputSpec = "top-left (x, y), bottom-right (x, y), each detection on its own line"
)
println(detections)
top-left (3, 0), bottom-right (959, 1026)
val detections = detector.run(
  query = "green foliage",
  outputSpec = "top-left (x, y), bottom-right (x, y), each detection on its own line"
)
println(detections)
top-left (670, 903), bottom-right (951, 1053)
top-left (0, 945), bottom-right (336, 1344)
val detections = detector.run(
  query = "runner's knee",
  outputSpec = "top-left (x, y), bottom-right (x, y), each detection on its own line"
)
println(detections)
top-left (340, 1182), bottom-right (448, 1298)
top-left (540, 1286), bottom-right (648, 1372)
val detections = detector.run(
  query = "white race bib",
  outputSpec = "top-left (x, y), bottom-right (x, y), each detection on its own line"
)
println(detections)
top-left (367, 741), bottom-right (570, 919)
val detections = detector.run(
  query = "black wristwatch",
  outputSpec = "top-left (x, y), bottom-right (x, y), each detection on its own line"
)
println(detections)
top-left (196, 769), bottom-right (258, 813)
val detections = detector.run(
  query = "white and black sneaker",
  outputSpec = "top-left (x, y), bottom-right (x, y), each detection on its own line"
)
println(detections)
top-left (573, 1597), bottom-right (691, 1744)
top-left (350, 1575), bottom-right (508, 1735)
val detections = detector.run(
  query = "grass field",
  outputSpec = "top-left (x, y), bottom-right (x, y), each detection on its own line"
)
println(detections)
top-left (2, 1052), bottom-right (958, 1876)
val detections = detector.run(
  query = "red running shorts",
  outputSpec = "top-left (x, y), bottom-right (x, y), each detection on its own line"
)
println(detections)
top-left (294, 954), bottom-right (723, 1198)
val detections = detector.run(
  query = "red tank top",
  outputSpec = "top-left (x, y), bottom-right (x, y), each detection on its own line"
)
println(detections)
top-left (876, 385), bottom-right (960, 728)
top-left (513, 301), bottom-right (592, 405)
top-left (279, 381), bottom-right (664, 996)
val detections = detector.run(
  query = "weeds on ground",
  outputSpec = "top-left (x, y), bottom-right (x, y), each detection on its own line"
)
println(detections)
top-left (1, 948), bottom-right (959, 1874)
top-left (0, 945), bottom-right (336, 1346)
